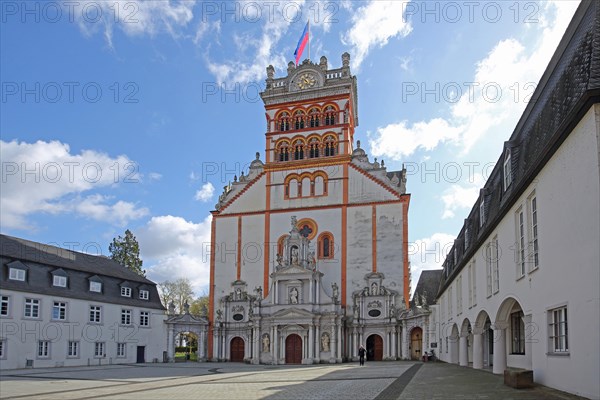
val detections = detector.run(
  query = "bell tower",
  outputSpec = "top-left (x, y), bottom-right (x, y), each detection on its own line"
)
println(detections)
top-left (260, 52), bottom-right (358, 166)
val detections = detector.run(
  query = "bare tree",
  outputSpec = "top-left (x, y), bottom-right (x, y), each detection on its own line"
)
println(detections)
top-left (158, 278), bottom-right (194, 313)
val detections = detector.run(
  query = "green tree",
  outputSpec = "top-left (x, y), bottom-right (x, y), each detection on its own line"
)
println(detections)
top-left (189, 293), bottom-right (209, 317)
top-left (109, 229), bottom-right (145, 277)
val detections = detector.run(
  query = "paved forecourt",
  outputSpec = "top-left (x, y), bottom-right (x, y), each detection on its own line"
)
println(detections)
top-left (0, 361), bottom-right (590, 400)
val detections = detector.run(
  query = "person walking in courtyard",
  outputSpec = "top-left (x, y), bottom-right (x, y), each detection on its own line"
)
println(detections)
top-left (358, 345), bottom-right (366, 366)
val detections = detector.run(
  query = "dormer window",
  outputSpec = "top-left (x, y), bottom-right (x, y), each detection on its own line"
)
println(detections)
top-left (479, 198), bottom-right (486, 227)
top-left (90, 281), bottom-right (102, 292)
top-left (503, 148), bottom-right (512, 191)
top-left (53, 275), bottom-right (67, 287)
top-left (121, 287), bottom-right (132, 297)
top-left (139, 290), bottom-right (149, 300)
top-left (9, 268), bottom-right (25, 281)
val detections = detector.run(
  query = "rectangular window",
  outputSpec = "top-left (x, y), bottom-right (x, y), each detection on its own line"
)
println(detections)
top-left (503, 150), bottom-right (512, 190)
top-left (486, 244), bottom-right (493, 297)
top-left (53, 275), bottom-right (67, 287)
top-left (90, 281), bottom-right (102, 293)
top-left (24, 298), bottom-right (40, 318)
top-left (468, 264), bottom-right (473, 308)
top-left (9, 268), bottom-right (25, 281)
top-left (121, 309), bottom-right (131, 325)
top-left (117, 343), bottom-right (126, 358)
top-left (492, 237), bottom-right (500, 293)
top-left (52, 302), bottom-right (67, 320)
top-left (530, 196), bottom-right (539, 269)
top-left (139, 290), bottom-right (149, 300)
top-left (479, 199), bottom-right (486, 227)
top-left (457, 275), bottom-right (462, 314)
top-left (448, 286), bottom-right (453, 317)
top-left (121, 287), bottom-right (132, 297)
top-left (67, 341), bottom-right (79, 358)
top-left (140, 311), bottom-right (149, 327)
top-left (517, 208), bottom-right (526, 278)
top-left (0, 340), bottom-right (5, 358)
top-left (472, 261), bottom-right (477, 306)
top-left (549, 307), bottom-right (568, 353)
top-left (1, 296), bottom-right (9, 316)
top-left (38, 341), bottom-right (50, 358)
top-left (94, 342), bottom-right (105, 358)
top-left (89, 306), bottom-right (101, 323)
top-left (464, 226), bottom-right (470, 250)
top-left (511, 311), bottom-right (525, 354)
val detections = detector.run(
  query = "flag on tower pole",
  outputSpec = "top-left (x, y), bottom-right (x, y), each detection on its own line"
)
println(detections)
top-left (294, 21), bottom-right (309, 65)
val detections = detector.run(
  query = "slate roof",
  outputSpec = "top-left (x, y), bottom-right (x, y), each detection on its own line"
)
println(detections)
top-left (438, 0), bottom-right (600, 296)
top-left (412, 270), bottom-right (442, 306)
top-left (1, 234), bottom-right (165, 310)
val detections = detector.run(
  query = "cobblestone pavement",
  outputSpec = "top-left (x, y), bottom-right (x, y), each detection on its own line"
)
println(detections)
top-left (0, 361), bottom-right (591, 400)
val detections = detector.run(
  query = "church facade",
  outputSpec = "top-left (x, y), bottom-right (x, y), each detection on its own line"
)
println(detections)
top-left (208, 53), bottom-right (411, 364)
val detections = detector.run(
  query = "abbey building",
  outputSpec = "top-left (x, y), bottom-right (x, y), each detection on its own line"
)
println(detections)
top-left (208, 53), bottom-right (413, 364)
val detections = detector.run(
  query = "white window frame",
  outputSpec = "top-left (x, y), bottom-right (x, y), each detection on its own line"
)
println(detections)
top-left (52, 301), bottom-right (67, 321)
top-left (9, 268), bottom-right (26, 281)
top-left (479, 198), bottom-right (486, 227)
top-left (457, 275), bottom-right (463, 315)
top-left (89, 281), bottom-right (102, 293)
top-left (448, 285), bottom-right (453, 318)
top-left (139, 290), bottom-right (149, 300)
top-left (468, 264), bottom-right (473, 309)
top-left (0, 339), bottom-right (5, 359)
top-left (121, 309), bottom-right (132, 326)
top-left (492, 237), bottom-right (500, 294)
top-left (117, 343), bottom-right (126, 358)
top-left (94, 342), bottom-right (105, 358)
top-left (89, 305), bottom-right (102, 323)
top-left (38, 340), bottom-right (50, 358)
top-left (516, 207), bottom-right (526, 279)
top-left (486, 244), bottom-right (493, 297)
top-left (472, 260), bottom-right (477, 306)
top-left (24, 298), bottom-right (40, 318)
top-left (53, 275), bottom-right (67, 287)
top-left (529, 194), bottom-right (539, 271)
top-left (548, 306), bottom-right (568, 354)
top-left (121, 287), bottom-right (132, 297)
top-left (140, 311), bottom-right (150, 327)
top-left (67, 341), bottom-right (79, 358)
top-left (1, 296), bottom-right (9, 317)
top-left (503, 148), bottom-right (512, 191)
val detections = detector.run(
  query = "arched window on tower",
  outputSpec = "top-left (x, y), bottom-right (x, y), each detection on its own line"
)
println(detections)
top-left (279, 112), bottom-right (290, 132)
top-left (288, 178), bottom-right (299, 198)
top-left (314, 174), bottom-right (327, 196)
top-left (294, 111), bottom-right (305, 130)
top-left (324, 135), bottom-right (337, 157)
top-left (277, 142), bottom-right (290, 162)
top-left (318, 233), bottom-right (334, 259)
top-left (277, 235), bottom-right (288, 259)
top-left (308, 138), bottom-right (320, 158)
top-left (309, 108), bottom-right (320, 127)
top-left (324, 106), bottom-right (337, 126)
top-left (294, 140), bottom-right (305, 160)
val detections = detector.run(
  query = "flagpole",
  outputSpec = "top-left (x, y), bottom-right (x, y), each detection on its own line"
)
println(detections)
top-left (308, 20), bottom-right (310, 62)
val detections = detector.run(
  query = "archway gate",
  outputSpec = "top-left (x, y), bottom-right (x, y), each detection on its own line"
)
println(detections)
top-left (165, 309), bottom-right (209, 362)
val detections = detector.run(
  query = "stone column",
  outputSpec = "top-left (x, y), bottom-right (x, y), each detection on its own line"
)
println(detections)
top-left (198, 329), bottom-right (205, 361)
top-left (252, 326), bottom-right (259, 364)
top-left (330, 325), bottom-right (337, 363)
top-left (308, 324), bottom-right (314, 361)
top-left (391, 327), bottom-right (397, 360)
top-left (273, 325), bottom-right (279, 365)
top-left (492, 326), bottom-right (506, 374)
top-left (336, 322), bottom-right (342, 362)
top-left (472, 332), bottom-right (483, 369)
top-left (352, 327), bottom-right (358, 360)
top-left (459, 335), bottom-right (468, 366)
top-left (314, 324), bottom-right (321, 363)
top-left (167, 325), bottom-right (174, 362)
top-left (402, 321), bottom-right (409, 360)
top-left (212, 327), bottom-right (219, 361)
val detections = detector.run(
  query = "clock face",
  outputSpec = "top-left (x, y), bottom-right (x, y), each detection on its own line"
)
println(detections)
top-left (297, 73), bottom-right (316, 89)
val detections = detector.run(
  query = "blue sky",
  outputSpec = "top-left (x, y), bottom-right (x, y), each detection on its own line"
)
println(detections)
top-left (0, 0), bottom-right (579, 296)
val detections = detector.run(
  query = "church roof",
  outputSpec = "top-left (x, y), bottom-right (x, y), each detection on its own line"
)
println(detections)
top-left (412, 269), bottom-right (442, 306)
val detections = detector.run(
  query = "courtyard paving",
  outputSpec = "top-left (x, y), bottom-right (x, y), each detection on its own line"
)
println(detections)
top-left (0, 361), bottom-right (590, 400)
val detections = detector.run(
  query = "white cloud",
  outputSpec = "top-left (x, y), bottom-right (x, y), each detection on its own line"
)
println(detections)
top-left (148, 172), bottom-right (162, 181)
top-left (409, 232), bottom-right (455, 295)
top-left (369, 1), bottom-right (579, 160)
top-left (0, 140), bottom-right (147, 230)
top-left (71, 0), bottom-right (196, 48)
top-left (342, 1), bottom-right (413, 70)
top-left (195, 182), bottom-right (215, 202)
top-left (137, 215), bottom-right (212, 295)
top-left (440, 175), bottom-right (485, 219)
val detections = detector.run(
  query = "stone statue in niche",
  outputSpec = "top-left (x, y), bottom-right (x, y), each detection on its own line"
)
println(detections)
top-left (289, 287), bottom-right (299, 304)
top-left (371, 282), bottom-right (378, 296)
top-left (235, 288), bottom-right (242, 300)
top-left (291, 247), bottom-right (299, 266)
top-left (331, 282), bottom-right (339, 301)
top-left (276, 253), bottom-right (283, 267)
top-left (262, 334), bottom-right (270, 352)
top-left (321, 333), bottom-right (330, 352)
top-left (255, 286), bottom-right (263, 300)
top-left (308, 251), bottom-right (316, 270)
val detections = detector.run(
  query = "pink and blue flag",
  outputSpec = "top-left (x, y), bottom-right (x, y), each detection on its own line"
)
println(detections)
top-left (294, 22), bottom-right (309, 65)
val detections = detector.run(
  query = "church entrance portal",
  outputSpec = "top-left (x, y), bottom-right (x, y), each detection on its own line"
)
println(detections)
top-left (230, 337), bottom-right (245, 362)
top-left (285, 334), bottom-right (302, 364)
top-left (411, 327), bottom-right (423, 360)
top-left (366, 334), bottom-right (383, 361)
